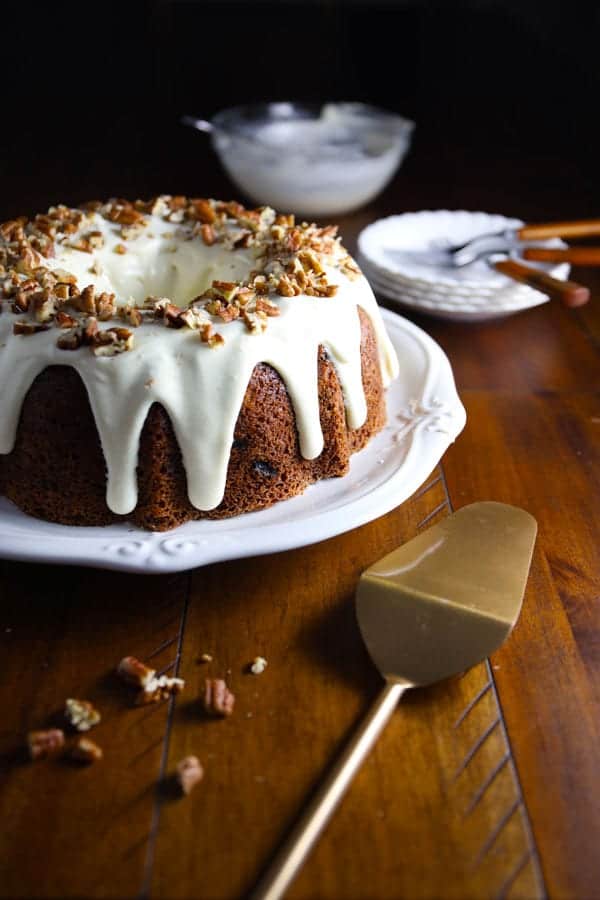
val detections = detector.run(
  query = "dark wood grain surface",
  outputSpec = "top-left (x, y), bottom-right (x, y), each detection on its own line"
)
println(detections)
top-left (0, 133), bottom-right (599, 900)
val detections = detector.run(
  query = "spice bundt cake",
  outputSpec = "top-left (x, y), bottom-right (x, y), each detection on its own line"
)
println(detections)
top-left (0, 196), bottom-right (399, 531)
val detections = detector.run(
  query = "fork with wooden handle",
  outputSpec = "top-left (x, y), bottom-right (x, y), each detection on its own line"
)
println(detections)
top-left (494, 218), bottom-right (600, 307)
top-left (518, 219), bottom-right (600, 274)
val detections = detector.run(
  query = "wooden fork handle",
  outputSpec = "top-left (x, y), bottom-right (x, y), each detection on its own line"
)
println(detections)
top-left (493, 258), bottom-right (590, 308)
top-left (518, 219), bottom-right (600, 240)
top-left (522, 247), bottom-right (600, 266)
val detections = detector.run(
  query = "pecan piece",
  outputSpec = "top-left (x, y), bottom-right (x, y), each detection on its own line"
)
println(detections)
top-left (199, 223), bottom-right (215, 245)
top-left (57, 329), bottom-right (82, 350)
top-left (76, 284), bottom-right (97, 315)
top-left (56, 311), bottom-right (78, 329)
top-left (255, 297), bottom-right (280, 317)
top-left (120, 305), bottom-right (143, 327)
top-left (175, 755), bottom-right (204, 795)
top-left (82, 317), bottom-right (99, 344)
top-left (116, 655), bottom-right (156, 689)
top-left (96, 292), bottom-right (116, 320)
top-left (198, 322), bottom-right (225, 347)
top-left (136, 675), bottom-right (185, 705)
top-left (202, 678), bottom-right (235, 717)
top-left (189, 198), bottom-right (216, 224)
top-left (27, 728), bottom-right (65, 760)
top-left (163, 303), bottom-right (185, 328)
top-left (92, 327), bottom-right (134, 356)
top-left (69, 737), bottom-right (103, 764)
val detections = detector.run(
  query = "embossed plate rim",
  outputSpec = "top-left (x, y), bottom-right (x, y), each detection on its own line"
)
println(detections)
top-left (0, 309), bottom-right (466, 573)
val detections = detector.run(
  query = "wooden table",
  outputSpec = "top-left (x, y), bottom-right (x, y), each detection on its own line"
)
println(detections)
top-left (1, 142), bottom-right (599, 900)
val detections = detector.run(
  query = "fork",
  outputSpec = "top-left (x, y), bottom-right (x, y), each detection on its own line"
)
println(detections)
top-left (449, 218), bottom-right (600, 266)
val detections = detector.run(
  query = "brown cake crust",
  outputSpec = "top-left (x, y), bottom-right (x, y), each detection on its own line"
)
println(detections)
top-left (0, 309), bottom-right (386, 530)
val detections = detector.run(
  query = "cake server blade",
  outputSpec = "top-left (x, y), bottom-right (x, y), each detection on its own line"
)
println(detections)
top-left (251, 502), bottom-right (537, 900)
top-left (356, 501), bottom-right (537, 685)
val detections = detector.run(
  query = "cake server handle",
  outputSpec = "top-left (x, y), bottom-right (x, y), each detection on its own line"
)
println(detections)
top-left (250, 681), bottom-right (407, 900)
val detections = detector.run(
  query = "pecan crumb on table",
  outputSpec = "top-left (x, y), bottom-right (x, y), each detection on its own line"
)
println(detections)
top-left (176, 755), bottom-right (204, 795)
top-left (203, 678), bottom-right (236, 717)
top-left (64, 698), bottom-right (101, 731)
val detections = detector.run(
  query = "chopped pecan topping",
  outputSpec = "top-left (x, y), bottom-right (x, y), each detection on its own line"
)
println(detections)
top-left (1, 193), bottom-right (358, 350)
top-left (92, 327), bottom-right (134, 356)
top-left (96, 292), bottom-right (116, 320)
top-left (242, 309), bottom-right (267, 334)
top-left (103, 200), bottom-right (145, 226)
top-left (65, 698), bottom-right (101, 732)
top-left (189, 198), bottom-right (216, 224)
top-left (27, 728), bottom-right (65, 760)
top-left (120, 305), bottom-right (143, 327)
top-left (69, 230), bottom-right (104, 253)
top-left (32, 292), bottom-right (59, 323)
top-left (162, 303), bottom-right (186, 328)
top-left (57, 329), bottom-right (83, 350)
top-left (179, 307), bottom-right (209, 329)
top-left (199, 223), bottom-right (215, 245)
top-left (56, 311), bottom-right (78, 328)
top-left (120, 222), bottom-right (146, 241)
top-left (198, 322), bottom-right (224, 347)
top-left (74, 284), bottom-right (96, 315)
top-left (255, 297), bottom-right (280, 317)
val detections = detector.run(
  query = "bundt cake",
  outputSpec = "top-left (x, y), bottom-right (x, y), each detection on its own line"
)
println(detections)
top-left (0, 196), bottom-right (399, 531)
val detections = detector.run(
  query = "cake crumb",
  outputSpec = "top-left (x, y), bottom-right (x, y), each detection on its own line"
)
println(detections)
top-left (65, 698), bottom-right (101, 732)
top-left (249, 656), bottom-right (268, 675)
top-left (198, 653), bottom-right (213, 664)
top-left (136, 675), bottom-right (185, 705)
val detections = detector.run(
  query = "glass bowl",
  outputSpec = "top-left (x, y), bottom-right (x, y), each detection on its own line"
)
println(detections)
top-left (189, 102), bottom-right (414, 218)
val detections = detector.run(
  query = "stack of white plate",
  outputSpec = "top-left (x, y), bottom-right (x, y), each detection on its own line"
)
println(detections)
top-left (357, 210), bottom-right (570, 322)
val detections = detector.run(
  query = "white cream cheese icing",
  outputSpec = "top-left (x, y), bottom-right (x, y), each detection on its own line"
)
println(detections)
top-left (0, 205), bottom-right (399, 516)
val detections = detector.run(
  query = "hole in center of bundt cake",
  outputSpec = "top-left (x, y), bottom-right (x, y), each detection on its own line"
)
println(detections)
top-left (55, 233), bottom-right (258, 308)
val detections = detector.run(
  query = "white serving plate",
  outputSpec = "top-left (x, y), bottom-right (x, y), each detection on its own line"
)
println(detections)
top-left (360, 258), bottom-right (548, 308)
top-left (0, 310), bottom-right (466, 573)
top-left (361, 263), bottom-right (552, 321)
top-left (358, 210), bottom-right (569, 290)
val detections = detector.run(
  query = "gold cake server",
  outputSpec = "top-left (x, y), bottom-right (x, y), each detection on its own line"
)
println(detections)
top-left (251, 501), bottom-right (537, 900)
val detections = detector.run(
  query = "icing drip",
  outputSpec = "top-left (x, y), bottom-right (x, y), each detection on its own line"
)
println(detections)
top-left (0, 211), bottom-right (399, 516)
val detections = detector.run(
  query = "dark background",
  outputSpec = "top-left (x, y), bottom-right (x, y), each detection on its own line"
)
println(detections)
top-left (2, 0), bottom-right (598, 220)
